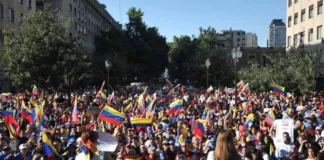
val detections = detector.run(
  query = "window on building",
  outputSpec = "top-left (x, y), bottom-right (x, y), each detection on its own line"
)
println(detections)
top-left (74, 7), bottom-right (76, 16)
top-left (69, 4), bottom-right (72, 12)
top-left (293, 34), bottom-right (297, 46)
top-left (27, 0), bottom-right (31, 8)
top-left (309, 5), bottom-right (314, 18)
top-left (308, 28), bottom-right (313, 42)
top-left (18, 0), bottom-right (23, 4)
top-left (294, 13), bottom-right (298, 25)
top-left (78, 11), bottom-right (80, 19)
top-left (0, 4), bottom-right (3, 19)
top-left (288, 36), bottom-right (291, 47)
top-left (317, 25), bottom-right (322, 40)
top-left (237, 32), bottom-right (240, 36)
top-left (74, 21), bottom-right (77, 29)
top-left (237, 38), bottom-right (240, 41)
top-left (301, 9), bottom-right (305, 22)
top-left (319, 1), bottom-right (323, 15)
top-left (294, 0), bottom-right (298, 3)
top-left (8, 8), bottom-right (14, 22)
top-left (300, 32), bottom-right (304, 44)
top-left (248, 55), bottom-right (256, 66)
top-left (18, 13), bottom-right (23, 23)
top-left (288, 16), bottom-right (292, 27)
top-left (288, 0), bottom-right (292, 7)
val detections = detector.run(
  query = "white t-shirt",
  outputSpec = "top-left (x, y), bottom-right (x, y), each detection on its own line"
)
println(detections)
top-left (273, 141), bottom-right (292, 159)
top-left (206, 151), bottom-right (214, 160)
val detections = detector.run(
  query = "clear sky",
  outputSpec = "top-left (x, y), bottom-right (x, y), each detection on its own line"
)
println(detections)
top-left (100, 0), bottom-right (286, 47)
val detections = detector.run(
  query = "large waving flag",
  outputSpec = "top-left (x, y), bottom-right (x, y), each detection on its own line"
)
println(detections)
top-left (123, 103), bottom-right (133, 114)
top-left (240, 113), bottom-right (255, 136)
top-left (167, 99), bottom-right (183, 116)
top-left (32, 85), bottom-right (40, 96)
top-left (21, 101), bottom-right (35, 124)
top-left (243, 100), bottom-right (253, 111)
top-left (98, 105), bottom-right (125, 126)
top-left (41, 131), bottom-right (60, 158)
top-left (100, 92), bottom-right (107, 104)
top-left (165, 88), bottom-right (175, 102)
top-left (236, 80), bottom-right (244, 91)
top-left (272, 82), bottom-right (285, 95)
top-left (3, 111), bottom-right (20, 138)
top-left (130, 118), bottom-right (153, 131)
top-left (72, 97), bottom-right (79, 123)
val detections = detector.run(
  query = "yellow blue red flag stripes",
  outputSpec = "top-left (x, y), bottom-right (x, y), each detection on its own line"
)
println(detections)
top-left (21, 101), bottom-right (35, 124)
top-left (272, 82), bottom-right (285, 95)
top-left (167, 99), bottom-right (183, 116)
top-left (237, 80), bottom-right (244, 91)
top-left (165, 88), bottom-right (175, 102)
top-left (131, 118), bottom-right (152, 131)
top-left (41, 131), bottom-right (60, 158)
top-left (98, 105), bottom-right (125, 126)
top-left (33, 85), bottom-right (40, 96)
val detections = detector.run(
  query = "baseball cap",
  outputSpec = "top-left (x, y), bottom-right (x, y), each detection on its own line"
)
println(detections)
top-left (19, 144), bottom-right (27, 150)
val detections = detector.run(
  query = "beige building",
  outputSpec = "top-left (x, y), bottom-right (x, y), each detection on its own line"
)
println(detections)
top-left (39, 0), bottom-right (121, 56)
top-left (286, 0), bottom-right (324, 49)
top-left (219, 29), bottom-right (246, 47)
top-left (245, 33), bottom-right (258, 47)
top-left (0, 0), bottom-right (120, 92)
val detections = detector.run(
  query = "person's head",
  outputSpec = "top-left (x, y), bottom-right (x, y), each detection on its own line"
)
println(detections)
top-left (308, 147), bottom-right (317, 158)
top-left (81, 129), bottom-right (98, 145)
top-left (19, 144), bottom-right (28, 155)
top-left (283, 132), bottom-right (290, 143)
top-left (214, 130), bottom-right (240, 160)
top-left (2, 146), bottom-right (10, 155)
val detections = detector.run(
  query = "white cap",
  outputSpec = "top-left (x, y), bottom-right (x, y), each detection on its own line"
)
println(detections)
top-left (19, 144), bottom-right (27, 150)
top-left (77, 137), bottom-right (82, 143)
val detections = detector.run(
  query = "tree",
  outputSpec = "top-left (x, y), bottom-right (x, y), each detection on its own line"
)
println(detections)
top-left (93, 7), bottom-right (169, 85)
top-left (1, 5), bottom-right (89, 91)
top-left (239, 48), bottom-right (324, 94)
top-left (168, 27), bottom-right (234, 87)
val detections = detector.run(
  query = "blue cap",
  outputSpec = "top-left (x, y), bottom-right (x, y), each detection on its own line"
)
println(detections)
top-left (68, 138), bottom-right (76, 145)
top-left (210, 137), bottom-right (216, 142)
top-left (208, 142), bottom-right (215, 149)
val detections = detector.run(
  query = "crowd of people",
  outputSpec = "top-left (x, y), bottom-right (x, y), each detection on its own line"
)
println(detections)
top-left (0, 81), bottom-right (323, 160)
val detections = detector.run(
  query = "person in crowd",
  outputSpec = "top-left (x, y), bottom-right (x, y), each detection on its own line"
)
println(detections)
top-left (213, 130), bottom-right (241, 160)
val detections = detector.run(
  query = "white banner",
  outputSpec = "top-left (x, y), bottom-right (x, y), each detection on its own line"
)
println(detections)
top-left (97, 131), bottom-right (118, 152)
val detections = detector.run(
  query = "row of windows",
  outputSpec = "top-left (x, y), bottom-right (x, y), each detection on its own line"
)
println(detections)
top-left (0, 6), bottom-right (24, 23)
top-left (288, 2), bottom-right (323, 27)
top-left (17, 0), bottom-right (32, 8)
top-left (288, 0), bottom-right (299, 7)
top-left (287, 26), bottom-right (323, 47)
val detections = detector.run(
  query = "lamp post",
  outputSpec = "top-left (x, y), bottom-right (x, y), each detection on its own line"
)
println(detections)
top-left (231, 47), bottom-right (242, 106)
top-left (105, 60), bottom-right (111, 93)
top-left (205, 58), bottom-right (211, 88)
top-left (65, 54), bottom-right (76, 94)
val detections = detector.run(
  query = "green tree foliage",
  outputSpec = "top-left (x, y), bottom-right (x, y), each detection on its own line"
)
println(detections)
top-left (239, 48), bottom-right (324, 94)
top-left (92, 7), bottom-right (169, 85)
top-left (168, 27), bottom-right (234, 87)
top-left (1, 6), bottom-right (89, 91)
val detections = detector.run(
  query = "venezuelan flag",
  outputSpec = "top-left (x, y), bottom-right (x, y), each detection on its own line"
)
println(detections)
top-left (165, 88), bottom-right (175, 102)
top-left (272, 82), bottom-right (285, 95)
top-left (21, 101), bottom-right (35, 124)
top-left (241, 83), bottom-right (250, 93)
top-left (123, 103), bottom-right (133, 114)
top-left (156, 90), bottom-right (163, 103)
top-left (265, 109), bottom-right (276, 126)
top-left (287, 107), bottom-right (296, 119)
top-left (32, 85), bottom-right (40, 96)
top-left (72, 97), bottom-right (79, 123)
top-left (3, 111), bottom-right (20, 138)
top-left (167, 99), bottom-right (183, 116)
top-left (100, 92), bottom-right (107, 104)
top-left (144, 98), bottom-right (156, 118)
top-left (41, 131), bottom-right (60, 158)
top-left (239, 113), bottom-right (255, 136)
top-left (193, 119), bottom-right (206, 140)
top-left (98, 105), bottom-right (125, 126)
top-left (236, 80), bottom-right (244, 91)
top-left (243, 100), bottom-right (253, 111)
top-left (137, 94), bottom-right (146, 112)
top-left (131, 118), bottom-right (152, 131)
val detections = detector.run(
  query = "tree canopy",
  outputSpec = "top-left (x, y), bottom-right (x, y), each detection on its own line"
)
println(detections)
top-left (168, 27), bottom-right (234, 87)
top-left (239, 48), bottom-right (324, 94)
top-left (1, 6), bottom-right (89, 91)
top-left (92, 7), bottom-right (169, 85)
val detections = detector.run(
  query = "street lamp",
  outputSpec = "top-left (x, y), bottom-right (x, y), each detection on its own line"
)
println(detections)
top-left (65, 54), bottom-right (76, 93)
top-left (231, 47), bottom-right (242, 106)
top-left (105, 60), bottom-right (111, 93)
top-left (205, 58), bottom-right (211, 88)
